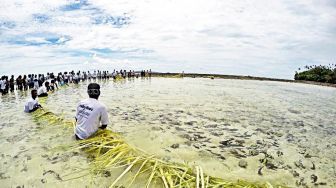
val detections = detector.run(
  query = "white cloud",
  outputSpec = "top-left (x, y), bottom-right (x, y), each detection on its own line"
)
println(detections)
top-left (0, 0), bottom-right (335, 79)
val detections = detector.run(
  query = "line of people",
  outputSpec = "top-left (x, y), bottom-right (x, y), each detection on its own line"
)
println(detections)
top-left (0, 69), bottom-right (152, 95)
top-left (22, 69), bottom-right (151, 139)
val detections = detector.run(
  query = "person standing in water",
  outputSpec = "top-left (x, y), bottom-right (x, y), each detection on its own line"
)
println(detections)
top-left (37, 81), bottom-right (49, 97)
top-left (24, 89), bottom-right (42, 113)
top-left (9, 75), bottom-right (15, 92)
top-left (74, 83), bottom-right (109, 140)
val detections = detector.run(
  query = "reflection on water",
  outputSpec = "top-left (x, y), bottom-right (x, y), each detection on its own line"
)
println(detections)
top-left (0, 77), bottom-right (335, 187)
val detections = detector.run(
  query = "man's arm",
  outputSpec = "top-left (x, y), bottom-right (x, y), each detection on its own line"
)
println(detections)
top-left (29, 102), bottom-right (41, 112)
top-left (29, 106), bottom-right (40, 113)
top-left (100, 124), bottom-right (107, 129)
top-left (99, 106), bottom-right (109, 129)
top-left (75, 105), bottom-right (79, 122)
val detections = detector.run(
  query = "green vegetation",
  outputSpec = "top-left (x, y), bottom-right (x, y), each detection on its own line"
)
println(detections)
top-left (295, 64), bottom-right (336, 84)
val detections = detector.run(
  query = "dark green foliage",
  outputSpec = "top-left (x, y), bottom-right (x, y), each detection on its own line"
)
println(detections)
top-left (295, 65), bottom-right (336, 84)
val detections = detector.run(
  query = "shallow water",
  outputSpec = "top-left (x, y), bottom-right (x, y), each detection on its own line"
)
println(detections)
top-left (0, 77), bottom-right (335, 187)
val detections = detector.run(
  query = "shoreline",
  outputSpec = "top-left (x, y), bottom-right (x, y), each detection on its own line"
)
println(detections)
top-left (151, 72), bottom-right (336, 88)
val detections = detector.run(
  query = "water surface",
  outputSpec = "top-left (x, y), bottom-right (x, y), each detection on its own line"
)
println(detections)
top-left (0, 77), bottom-right (335, 187)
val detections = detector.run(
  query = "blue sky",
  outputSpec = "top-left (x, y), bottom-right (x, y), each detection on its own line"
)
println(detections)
top-left (0, 0), bottom-right (335, 79)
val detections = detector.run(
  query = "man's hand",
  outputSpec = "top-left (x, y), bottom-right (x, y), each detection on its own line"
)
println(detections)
top-left (99, 124), bottom-right (107, 129)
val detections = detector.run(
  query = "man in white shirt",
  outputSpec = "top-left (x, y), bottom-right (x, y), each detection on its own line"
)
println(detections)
top-left (0, 78), bottom-right (3, 94)
top-left (92, 70), bottom-right (97, 80)
top-left (43, 78), bottom-right (58, 91)
top-left (33, 76), bottom-right (39, 89)
top-left (0, 77), bottom-right (7, 95)
top-left (37, 81), bottom-right (49, 97)
top-left (24, 89), bottom-right (42, 113)
top-left (74, 83), bottom-right (109, 140)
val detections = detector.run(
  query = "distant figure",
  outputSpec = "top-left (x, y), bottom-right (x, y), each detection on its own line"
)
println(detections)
top-left (92, 70), bottom-right (97, 80)
top-left (9, 75), bottom-right (15, 92)
top-left (63, 72), bottom-right (68, 84)
top-left (87, 71), bottom-right (91, 80)
top-left (23, 75), bottom-right (28, 90)
top-left (38, 74), bottom-right (43, 87)
top-left (123, 70), bottom-right (127, 78)
top-left (4, 76), bottom-right (9, 93)
top-left (106, 71), bottom-right (109, 79)
top-left (33, 75), bottom-right (39, 89)
top-left (74, 83), bottom-right (109, 140)
top-left (49, 79), bottom-right (58, 91)
top-left (0, 77), bottom-right (6, 94)
top-left (112, 70), bottom-right (116, 80)
top-left (37, 81), bottom-right (49, 97)
top-left (29, 74), bottom-right (34, 88)
top-left (17, 75), bottom-right (23, 90)
top-left (24, 89), bottom-right (42, 113)
top-left (73, 73), bottom-right (79, 84)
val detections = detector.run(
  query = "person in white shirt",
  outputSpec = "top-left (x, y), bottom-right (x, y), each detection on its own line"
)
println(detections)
top-left (33, 76), bottom-right (39, 89)
top-left (75, 73), bottom-right (81, 84)
top-left (69, 73), bottom-right (73, 83)
top-left (92, 71), bottom-right (97, 80)
top-left (0, 77), bottom-right (7, 95)
top-left (74, 83), bottom-right (109, 140)
top-left (24, 89), bottom-right (42, 113)
top-left (37, 81), bottom-right (49, 97)
top-left (0, 78), bottom-right (3, 94)
top-left (43, 78), bottom-right (58, 92)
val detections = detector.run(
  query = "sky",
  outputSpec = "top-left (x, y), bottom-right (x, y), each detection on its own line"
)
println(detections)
top-left (0, 0), bottom-right (335, 79)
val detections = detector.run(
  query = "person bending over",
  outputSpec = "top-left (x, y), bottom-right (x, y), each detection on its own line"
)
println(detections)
top-left (44, 79), bottom-right (58, 92)
top-left (37, 81), bottom-right (49, 97)
top-left (74, 83), bottom-right (109, 140)
top-left (24, 89), bottom-right (42, 113)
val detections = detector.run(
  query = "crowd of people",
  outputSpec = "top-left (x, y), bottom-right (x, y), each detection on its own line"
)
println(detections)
top-left (24, 81), bottom-right (109, 139)
top-left (20, 69), bottom-right (152, 139)
top-left (0, 69), bottom-right (152, 95)
top-left (21, 80), bottom-right (108, 140)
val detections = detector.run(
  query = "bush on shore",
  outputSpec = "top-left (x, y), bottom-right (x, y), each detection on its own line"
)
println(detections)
top-left (294, 64), bottom-right (336, 84)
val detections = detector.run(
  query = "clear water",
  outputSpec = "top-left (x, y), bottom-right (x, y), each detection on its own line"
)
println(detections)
top-left (0, 77), bottom-right (335, 187)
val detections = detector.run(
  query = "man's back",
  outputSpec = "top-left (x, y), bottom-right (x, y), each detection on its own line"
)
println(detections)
top-left (1, 80), bottom-right (6, 89)
top-left (37, 85), bottom-right (47, 95)
top-left (24, 98), bottom-right (38, 113)
top-left (75, 98), bottom-right (108, 139)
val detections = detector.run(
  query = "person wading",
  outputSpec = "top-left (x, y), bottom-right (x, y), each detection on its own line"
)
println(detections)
top-left (37, 81), bottom-right (49, 97)
top-left (74, 83), bottom-right (109, 140)
top-left (24, 89), bottom-right (42, 113)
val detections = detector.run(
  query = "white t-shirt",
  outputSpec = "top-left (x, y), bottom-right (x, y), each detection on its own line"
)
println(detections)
top-left (0, 80), bottom-right (6, 90)
top-left (43, 79), bottom-right (56, 88)
top-left (34, 80), bottom-right (39, 89)
top-left (0, 80), bottom-right (3, 89)
top-left (43, 79), bottom-right (51, 85)
top-left (37, 85), bottom-right (48, 95)
top-left (24, 98), bottom-right (39, 113)
top-left (74, 98), bottom-right (109, 139)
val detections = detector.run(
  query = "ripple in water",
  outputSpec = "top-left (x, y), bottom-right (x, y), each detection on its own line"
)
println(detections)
top-left (0, 77), bottom-right (335, 187)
